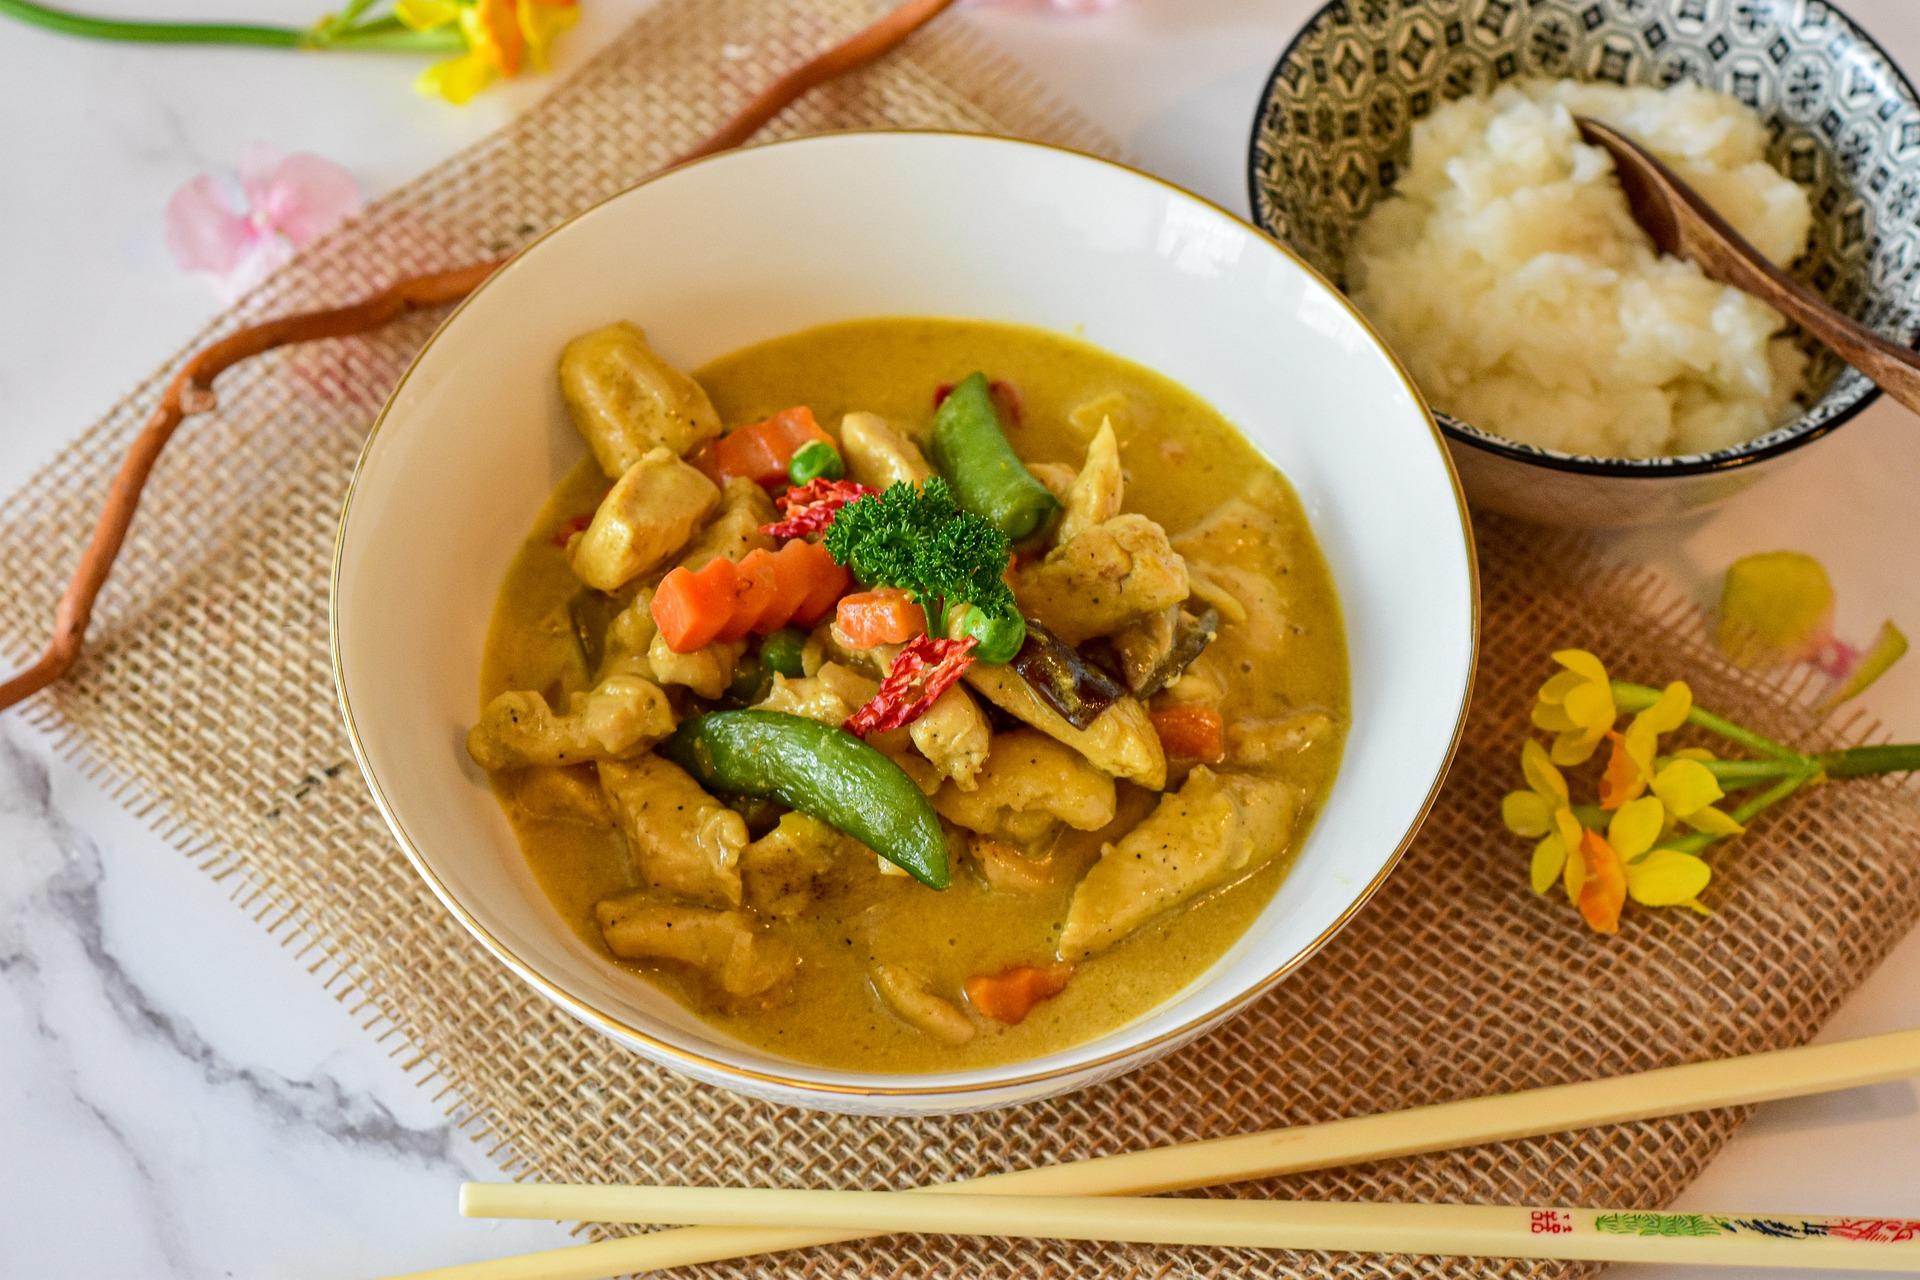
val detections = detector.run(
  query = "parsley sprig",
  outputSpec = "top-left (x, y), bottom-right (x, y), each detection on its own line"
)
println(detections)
top-left (823, 478), bottom-right (1018, 635)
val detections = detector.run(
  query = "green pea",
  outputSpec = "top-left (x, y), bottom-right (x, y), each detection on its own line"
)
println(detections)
top-left (788, 439), bottom-right (845, 486)
top-left (959, 605), bottom-right (1027, 665)
top-left (759, 626), bottom-right (808, 678)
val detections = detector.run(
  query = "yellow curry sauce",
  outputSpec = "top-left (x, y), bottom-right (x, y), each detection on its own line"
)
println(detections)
top-left (479, 317), bottom-right (1347, 1072)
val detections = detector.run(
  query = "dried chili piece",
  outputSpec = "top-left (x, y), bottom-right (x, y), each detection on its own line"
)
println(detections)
top-left (844, 634), bottom-right (978, 737)
top-left (761, 477), bottom-right (877, 540)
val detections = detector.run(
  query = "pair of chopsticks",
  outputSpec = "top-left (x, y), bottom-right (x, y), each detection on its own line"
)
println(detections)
top-left (392, 1028), bottom-right (1920, 1278)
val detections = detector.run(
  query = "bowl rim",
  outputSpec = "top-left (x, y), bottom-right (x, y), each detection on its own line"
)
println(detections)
top-left (1243, 0), bottom-right (1919, 479)
top-left (330, 127), bottom-right (1481, 1101)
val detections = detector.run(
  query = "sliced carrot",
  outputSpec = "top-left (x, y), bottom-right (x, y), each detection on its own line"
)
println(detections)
top-left (964, 963), bottom-right (1072, 1025)
top-left (789, 541), bottom-right (852, 624)
top-left (835, 588), bottom-right (926, 648)
top-left (651, 541), bottom-right (849, 653)
top-left (1149, 704), bottom-right (1226, 763)
top-left (703, 406), bottom-right (834, 488)
top-left (715, 554), bottom-right (781, 643)
top-left (651, 558), bottom-right (740, 653)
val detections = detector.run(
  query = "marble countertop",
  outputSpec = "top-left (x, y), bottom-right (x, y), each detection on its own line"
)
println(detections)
top-left (2, 1), bottom-right (1918, 1276)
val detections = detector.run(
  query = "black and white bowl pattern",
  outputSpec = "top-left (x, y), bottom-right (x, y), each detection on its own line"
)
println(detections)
top-left (1248, 0), bottom-right (1920, 525)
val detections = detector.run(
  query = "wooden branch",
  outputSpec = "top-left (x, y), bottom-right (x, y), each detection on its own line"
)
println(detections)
top-left (0, 0), bottom-right (958, 714)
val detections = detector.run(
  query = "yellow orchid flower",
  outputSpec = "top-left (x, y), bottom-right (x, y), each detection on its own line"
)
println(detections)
top-left (1502, 739), bottom-right (1586, 895)
top-left (1650, 757), bottom-right (1745, 837)
top-left (404, 0), bottom-right (579, 104)
top-left (1565, 823), bottom-right (1631, 934)
top-left (1563, 795), bottom-right (1715, 927)
top-left (1624, 848), bottom-right (1713, 911)
top-left (1598, 680), bottom-right (1691, 809)
top-left (1531, 649), bottom-right (1618, 766)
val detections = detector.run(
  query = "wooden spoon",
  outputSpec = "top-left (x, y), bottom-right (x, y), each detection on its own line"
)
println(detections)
top-left (1575, 114), bottom-right (1920, 414)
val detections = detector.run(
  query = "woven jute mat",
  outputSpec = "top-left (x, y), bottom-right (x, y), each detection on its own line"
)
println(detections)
top-left (5, 3), bottom-right (1919, 1276)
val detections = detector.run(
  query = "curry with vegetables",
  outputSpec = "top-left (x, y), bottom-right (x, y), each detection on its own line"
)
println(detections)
top-left (471, 317), bottom-right (1348, 1071)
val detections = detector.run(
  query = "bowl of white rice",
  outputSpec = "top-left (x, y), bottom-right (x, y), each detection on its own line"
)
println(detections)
top-left (1249, 0), bottom-right (1920, 526)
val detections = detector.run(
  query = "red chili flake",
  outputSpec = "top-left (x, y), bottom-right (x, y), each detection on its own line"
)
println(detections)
top-left (549, 514), bottom-right (592, 547)
top-left (760, 478), bottom-right (877, 540)
top-left (932, 379), bottom-right (1023, 427)
top-left (844, 635), bottom-right (978, 736)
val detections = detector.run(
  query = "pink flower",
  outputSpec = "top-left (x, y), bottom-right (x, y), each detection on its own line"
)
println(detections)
top-left (164, 145), bottom-right (361, 302)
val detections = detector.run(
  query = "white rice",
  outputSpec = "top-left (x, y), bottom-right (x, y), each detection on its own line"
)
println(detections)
top-left (1349, 80), bottom-right (1813, 459)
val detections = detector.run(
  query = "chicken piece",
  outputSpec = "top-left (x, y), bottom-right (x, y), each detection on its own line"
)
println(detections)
top-left (671, 477), bottom-right (776, 574)
top-left (1059, 768), bottom-right (1301, 961)
top-left (1055, 420), bottom-right (1124, 547)
top-left (1110, 606), bottom-right (1178, 694)
top-left (596, 894), bottom-right (796, 999)
top-left (1013, 514), bottom-right (1188, 645)
top-left (908, 685), bottom-right (993, 791)
top-left (647, 631), bottom-right (744, 700)
top-left (559, 322), bottom-right (723, 477)
top-left (598, 756), bottom-right (748, 909)
top-left (967, 835), bottom-right (1066, 894)
top-left (757, 662), bottom-right (880, 725)
top-left (570, 448), bottom-right (720, 592)
top-left (840, 411), bottom-right (932, 489)
top-left (885, 747), bottom-right (945, 797)
top-left (964, 662), bottom-right (1166, 790)
top-left (1173, 499), bottom-right (1294, 650)
top-left (497, 765), bottom-right (612, 826)
top-left (740, 813), bottom-right (861, 919)
top-left (593, 589), bottom-right (659, 678)
top-left (1228, 710), bottom-right (1336, 770)
top-left (467, 675), bottom-right (675, 770)
top-left (1026, 461), bottom-right (1077, 503)
top-left (932, 730), bottom-right (1116, 844)
top-left (1159, 652), bottom-right (1226, 707)
top-left (871, 963), bottom-right (975, 1045)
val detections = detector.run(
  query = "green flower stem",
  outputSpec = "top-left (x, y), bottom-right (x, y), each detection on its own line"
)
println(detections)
top-left (0, 0), bottom-right (462, 51)
top-left (1729, 770), bottom-right (1816, 824)
top-left (1611, 681), bottom-right (1802, 761)
top-left (1816, 742), bottom-right (1920, 778)
top-left (0, 0), bottom-right (306, 44)
top-left (1688, 757), bottom-right (1809, 785)
top-left (318, 20), bottom-right (463, 52)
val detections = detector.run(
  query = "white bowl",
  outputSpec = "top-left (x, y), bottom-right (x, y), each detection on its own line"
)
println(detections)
top-left (332, 131), bottom-right (1477, 1115)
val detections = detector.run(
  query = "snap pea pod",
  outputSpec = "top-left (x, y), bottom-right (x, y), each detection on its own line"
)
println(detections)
top-left (659, 710), bottom-right (949, 889)
top-left (929, 372), bottom-right (1059, 543)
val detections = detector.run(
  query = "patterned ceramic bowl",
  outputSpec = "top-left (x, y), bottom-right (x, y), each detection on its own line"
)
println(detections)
top-left (1248, 0), bottom-right (1920, 526)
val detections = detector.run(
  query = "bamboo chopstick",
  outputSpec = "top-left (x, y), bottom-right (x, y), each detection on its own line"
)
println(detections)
top-left (385, 1028), bottom-right (1920, 1280)
top-left (458, 1184), bottom-right (1920, 1272)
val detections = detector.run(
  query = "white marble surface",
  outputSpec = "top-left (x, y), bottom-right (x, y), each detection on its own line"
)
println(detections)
top-left (1, 1), bottom-right (1917, 1276)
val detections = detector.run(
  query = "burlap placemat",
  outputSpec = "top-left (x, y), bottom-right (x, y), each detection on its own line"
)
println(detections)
top-left (5, 4), bottom-right (1919, 1276)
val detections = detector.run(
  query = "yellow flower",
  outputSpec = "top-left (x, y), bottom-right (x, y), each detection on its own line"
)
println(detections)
top-left (1565, 825), bottom-right (1630, 934)
top-left (1650, 757), bottom-right (1745, 837)
top-left (1531, 649), bottom-right (1617, 766)
top-left (1562, 795), bottom-right (1715, 928)
top-left (1624, 848), bottom-right (1713, 910)
top-left (406, 0), bottom-right (579, 104)
top-left (1503, 740), bottom-right (1585, 895)
top-left (1598, 680), bottom-right (1691, 809)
